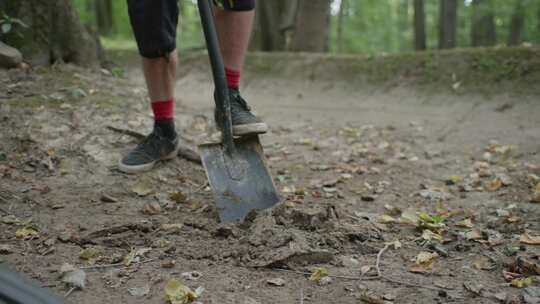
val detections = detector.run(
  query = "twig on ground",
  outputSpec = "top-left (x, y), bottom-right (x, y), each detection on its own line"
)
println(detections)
top-left (375, 244), bottom-right (390, 277)
top-left (79, 258), bottom-right (156, 270)
top-left (64, 287), bottom-right (76, 298)
top-left (272, 268), bottom-right (379, 281)
top-left (300, 287), bottom-right (304, 304)
top-left (106, 125), bottom-right (201, 164)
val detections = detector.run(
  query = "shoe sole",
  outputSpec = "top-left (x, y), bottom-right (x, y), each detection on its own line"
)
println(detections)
top-left (117, 143), bottom-right (180, 174)
top-left (232, 123), bottom-right (268, 136)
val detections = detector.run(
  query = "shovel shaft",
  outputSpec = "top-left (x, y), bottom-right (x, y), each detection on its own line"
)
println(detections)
top-left (197, 0), bottom-right (235, 154)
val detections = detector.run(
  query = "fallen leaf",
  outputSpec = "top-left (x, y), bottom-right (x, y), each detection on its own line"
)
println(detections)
top-left (360, 290), bottom-right (385, 304)
top-left (309, 267), bottom-right (328, 282)
top-left (464, 229), bottom-right (484, 241)
top-left (2, 215), bottom-right (20, 225)
top-left (464, 281), bottom-right (484, 296)
top-left (132, 180), bottom-right (154, 196)
top-left (520, 233), bottom-right (540, 245)
top-left (486, 179), bottom-right (503, 191)
top-left (128, 285), bottom-right (150, 297)
top-left (446, 175), bottom-right (463, 185)
top-left (169, 191), bottom-right (187, 204)
top-left (124, 247), bottom-right (152, 266)
top-left (60, 263), bottom-right (86, 289)
top-left (79, 247), bottom-right (100, 260)
top-left (377, 214), bottom-right (396, 224)
top-left (399, 209), bottom-right (419, 225)
top-left (511, 277), bottom-right (533, 288)
top-left (15, 227), bottom-right (39, 239)
top-left (164, 278), bottom-right (202, 304)
top-left (421, 229), bottom-right (443, 241)
top-left (415, 251), bottom-right (438, 265)
top-left (360, 265), bottom-right (371, 276)
top-left (161, 223), bottom-right (184, 233)
top-left (385, 240), bottom-right (402, 249)
top-left (266, 278), bottom-right (285, 286)
top-left (473, 256), bottom-right (496, 270)
top-left (142, 202), bottom-right (161, 215)
top-left (456, 218), bottom-right (474, 228)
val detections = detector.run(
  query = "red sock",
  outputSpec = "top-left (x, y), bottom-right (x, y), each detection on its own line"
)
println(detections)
top-left (151, 98), bottom-right (174, 121)
top-left (225, 67), bottom-right (240, 89)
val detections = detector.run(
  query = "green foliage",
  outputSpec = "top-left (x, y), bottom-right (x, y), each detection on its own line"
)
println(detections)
top-left (0, 12), bottom-right (28, 37)
top-left (70, 0), bottom-right (540, 54)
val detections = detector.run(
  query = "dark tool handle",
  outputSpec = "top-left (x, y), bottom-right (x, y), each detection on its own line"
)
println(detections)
top-left (197, 0), bottom-right (235, 154)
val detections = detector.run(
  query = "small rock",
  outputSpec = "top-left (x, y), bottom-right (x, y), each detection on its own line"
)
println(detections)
top-left (0, 244), bottom-right (14, 254)
top-left (266, 278), bottom-right (285, 286)
top-left (100, 193), bottom-right (118, 203)
top-left (142, 202), bottom-right (161, 215)
top-left (361, 195), bottom-right (375, 202)
top-left (127, 285), bottom-right (150, 297)
top-left (181, 271), bottom-right (202, 281)
top-left (0, 42), bottom-right (22, 69)
top-left (318, 276), bottom-right (333, 286)
top-left (161, 260), bottom-right (176, 269)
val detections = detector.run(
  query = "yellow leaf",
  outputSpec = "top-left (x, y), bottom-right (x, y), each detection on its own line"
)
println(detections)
top-left (377, 214), bottom-right (396, 224)
top-left (415, 252), bottom-right (438, 265)
top-left (520, 232), bottom-right (540, 245)
top-left (79, 247), bottom-right (100, 260)
top-left (511, 277), bottom-right (533, 288)
top-left (421, 230), bottom-right (443, 241)
top-left (486, 179), bottom-right (503, 191)
top-left (308, 267), bottom-right (328, 282)
top-left (15, 227), bottom-right (38, 239)
top-left (456, 218), bottom-right (474, 228)
top-left (447, 175), bottom-right (463, 184)
top-left (165, 279), bottom-right (198, 304)
top-left (169, 191), bottom-right (187, 204)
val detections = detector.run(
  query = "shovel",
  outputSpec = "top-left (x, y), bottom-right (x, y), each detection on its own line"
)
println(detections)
top-left (197, 0), bottom-right (280, 222)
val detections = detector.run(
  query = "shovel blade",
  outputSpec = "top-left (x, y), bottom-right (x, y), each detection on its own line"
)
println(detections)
top-left (199, 136), bottom-right (280, 223)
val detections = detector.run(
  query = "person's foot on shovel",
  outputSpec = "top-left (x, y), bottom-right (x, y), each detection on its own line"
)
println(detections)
top-left (118, 0), bottom-right (266, 173)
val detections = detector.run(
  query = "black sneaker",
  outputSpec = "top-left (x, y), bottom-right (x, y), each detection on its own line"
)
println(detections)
top-left (215, 88), bottom-right (268, 136)
top-left (118, 126), bottom-right (179, 173)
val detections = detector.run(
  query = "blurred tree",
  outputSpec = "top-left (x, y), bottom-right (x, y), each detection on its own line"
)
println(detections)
top-left (508, 0), bottom-right (524, 46)
top-left (292, 0), bottom-right (331, 52)
top-left (439, 0), bottom-right (458, 49)
top-left (414, 0), bottom-right (427, 50)
top-left (1, 0), bottom-right (103, 66)
top-left (336, 0), bottom-right (348, 53)
top-left (398, 0), bottom-right (410, 51)
top-left (95, 0), bottom-right (113, 35)
top-left (471, 0), bottom-right (496, 46)
top-left (250, 0), bottom-right (297, 51)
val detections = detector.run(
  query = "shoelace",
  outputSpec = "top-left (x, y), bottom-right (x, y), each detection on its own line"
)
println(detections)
top-left (231, 92), bottom-right (251, 111)
top-left (133, 132), bottom-right (162, 157)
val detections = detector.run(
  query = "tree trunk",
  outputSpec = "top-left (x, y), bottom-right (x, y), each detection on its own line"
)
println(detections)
top-left (95, 0), bottom-right (114, 35)
top-left (291, 0), bottom-right (331, 52)
top-left (1, 0), bottom-right (103, 67)
top-left (471, 0), bottom-right (497, 47)
top-left (250, 0), bottom-right (297, 51)
top-left (439, 0), bottom-right (458, 49)
top-left (337, 0), bottom-right (348, 53)
top-left (398, 0), bottom-right (409, 52)
top-left (414, 0), bottom-right (426, 50)
top-left (507, 0), bottom-right (524, 46)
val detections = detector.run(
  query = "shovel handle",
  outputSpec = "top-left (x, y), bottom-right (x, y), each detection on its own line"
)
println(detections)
top-left (197, 0), bottom-right (235, 154)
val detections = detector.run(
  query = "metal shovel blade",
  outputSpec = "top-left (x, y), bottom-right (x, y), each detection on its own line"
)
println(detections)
top-left (199, 135), bottom-right (280, 223)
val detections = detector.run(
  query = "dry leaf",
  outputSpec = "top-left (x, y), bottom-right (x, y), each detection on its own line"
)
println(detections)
top-left (164, 278), bottom-right (202, 304)
top-left (421, 229), bottom-right (443, 241)
top-left (60, 263), bottom-right (86, 289)
top-left (456, 218), bottom-right (474, 228)
top-left (446, 175), bottom-right (463, 185)
top-left (161, 223), bottom-right (184, 233)
top-left (399, 209), bottom-right (419, 225)
top-left (266, 278), bottom-right (285, 286)
top-left (79, 247), bottom-right (100, 260)
top-left (142, 202), bottom-right (161, 215)
top-left (124, 247), bottom-right (152, 266)
top-left (377, 214), bottom-right (396, 224)
top-left (309, 267), bottom-right (328, 282)
top-left (520, 233), bottom-right (540, 245)
top-left (464, 229), bottom-right (484, 240)
top-left (15, 227), bottom-right (38, 239)
top-left (415, 251), bottom-right (438, 265)
top-left (385, 240), bottom-right (402, 249)
top-left (486, 179), bottom-right (503, 191)
top-left (473, 256), bottom-right (496, 270)
top-left (360, 265), bottom-right (371, 276)
top-left (132, 180), bottom-right (154, 196)
top-left (511, 277), bottom-right (533, 288)
top-left (169, 191), bottom-right (187, 204)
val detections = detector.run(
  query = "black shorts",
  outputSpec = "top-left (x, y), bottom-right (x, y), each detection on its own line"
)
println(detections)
top-left (128, 0), bottom-right (255, 58)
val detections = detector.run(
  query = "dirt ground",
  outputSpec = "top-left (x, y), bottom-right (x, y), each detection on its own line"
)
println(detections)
top-left (1, 53), bottom-right (540, 304)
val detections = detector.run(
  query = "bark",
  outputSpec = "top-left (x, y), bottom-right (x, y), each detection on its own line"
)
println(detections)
top-left (337, 0), bottom-right (348, 53)
top-left (291, 0), bottom-right (331, 52)
top-left (1, 0), bottom-right (103, 67)
top-left (414, 0), bottom-right (426, 50)
top-left (95, 0), bottom-right (114, 35)
top-left (439, 0), bottom-right (458, 49)
top-left (250, 0), bottom-right (297, 51)
top-left (507, 0), bottom-right (524, 46)
top-left (471, 0), bottom-right (497, 47)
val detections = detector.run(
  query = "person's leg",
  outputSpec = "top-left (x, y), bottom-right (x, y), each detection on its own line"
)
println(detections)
top-left (213, 0), bottom-right (268, 135)
top-left (119, 0), bottom-right (179, 173)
